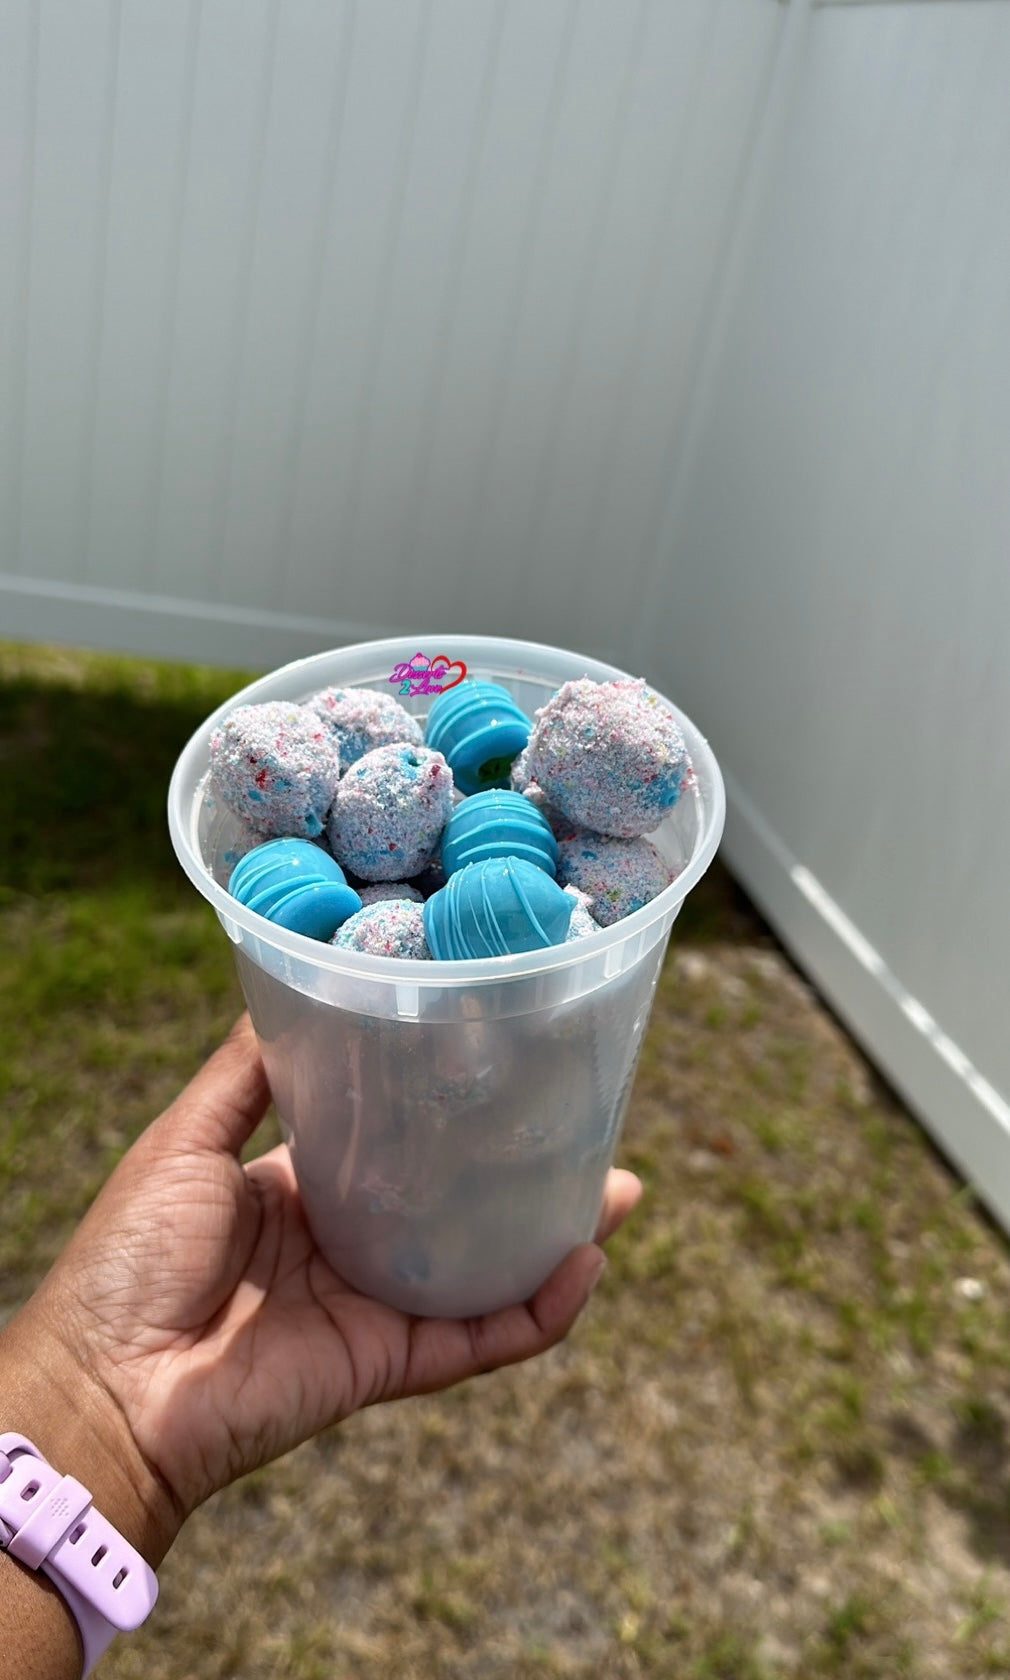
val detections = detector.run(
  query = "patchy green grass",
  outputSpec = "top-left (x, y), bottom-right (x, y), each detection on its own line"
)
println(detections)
top-left (2, 640), bottom-right (1010, 1679)
top-left (0, 642), bottom-right (258, 1293)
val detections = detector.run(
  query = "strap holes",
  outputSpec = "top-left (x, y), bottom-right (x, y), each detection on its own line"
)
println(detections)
top-left (69, 1524), bottom-right (86, 1544)
top-left (112, 1567), bottom-right (129, 1589)
top-left (91, 1544), bottom-right (108, 1567)
top-left (21, 1481), bottom-right (40, 1501)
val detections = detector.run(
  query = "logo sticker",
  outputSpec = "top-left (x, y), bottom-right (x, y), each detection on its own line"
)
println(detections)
top-left (388, 652), bottom-right (468, 699)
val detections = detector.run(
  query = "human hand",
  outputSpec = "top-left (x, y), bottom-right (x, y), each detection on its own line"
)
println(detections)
top-left (2, 1015), bottom-right (641, 1561)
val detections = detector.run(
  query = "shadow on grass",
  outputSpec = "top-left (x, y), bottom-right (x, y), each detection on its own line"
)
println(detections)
top-left (887, 1404), bottom-right (1010, 1571)
top-left (0, 655), bottom-right (252, 898)
top-left (946, 1402), bottom-right (1010, 1571)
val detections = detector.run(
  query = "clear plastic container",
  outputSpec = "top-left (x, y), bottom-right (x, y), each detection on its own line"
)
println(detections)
top-left (168, 636), bottom-right (725, 1317)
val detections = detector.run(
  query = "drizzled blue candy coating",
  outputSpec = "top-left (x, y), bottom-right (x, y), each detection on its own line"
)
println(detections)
top-left (425, 682), bottom-right (531, 796)
top-left (228, 838), bottom-right (362, 940)
top-left (440, 790), bottom-right (558, 878)
top-left (423, 857), bottom-right (573, 960)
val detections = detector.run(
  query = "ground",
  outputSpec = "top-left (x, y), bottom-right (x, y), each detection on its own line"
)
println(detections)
top-left (1, 641), bottom-right (1008, 1679)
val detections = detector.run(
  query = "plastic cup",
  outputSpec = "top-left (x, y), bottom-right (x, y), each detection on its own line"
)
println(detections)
top-left (168, 636), bottom-right (725, 1318)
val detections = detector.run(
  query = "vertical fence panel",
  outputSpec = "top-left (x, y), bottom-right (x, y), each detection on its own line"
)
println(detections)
top-left (0, 0), bottom-right (784, 660)
top-left (655, 0), bottom-right (1010, 1225)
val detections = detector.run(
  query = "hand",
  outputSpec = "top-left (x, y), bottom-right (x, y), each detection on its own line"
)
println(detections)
top-left (4, 1016), bottom-right (641, 1559)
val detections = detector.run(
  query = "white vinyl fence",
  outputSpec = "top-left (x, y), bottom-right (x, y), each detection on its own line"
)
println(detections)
top-left (3, 0), bottom-right (1010, 1229)
top-left (645, 0), bottom-right (1010, 1231)
top-left (1, 0), bottom-right (782, 665)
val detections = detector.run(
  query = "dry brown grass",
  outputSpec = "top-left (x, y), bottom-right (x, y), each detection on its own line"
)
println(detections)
top-left (2, 643), bottom-right (1009, 1678)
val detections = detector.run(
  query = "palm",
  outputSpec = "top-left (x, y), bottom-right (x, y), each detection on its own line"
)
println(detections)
top-left (86, 1140), bottom-right (384, 1513)
top-left (51, 1019), bottom-right (639, 1519)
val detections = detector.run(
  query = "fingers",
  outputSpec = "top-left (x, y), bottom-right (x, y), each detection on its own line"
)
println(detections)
top-left (152, 1014), bottom-right (272, 1159)
top-left (522, 1241), bottom-right (610, 1343)
top-left (399, 1168), bottom-right (642, 1399)
top-left (401, 1243), bottom-right (606, 1399)
top-left (595, 1168), bottom-right (643, 1243)
top-left (245, 1140), bottom-right (295, 1179)
top-left (244, 1141), bottom-right (297, 1198)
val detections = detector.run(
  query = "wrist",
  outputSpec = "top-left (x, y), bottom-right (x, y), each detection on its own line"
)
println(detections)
top-left (0, 1292), bottom-right (183, 1570)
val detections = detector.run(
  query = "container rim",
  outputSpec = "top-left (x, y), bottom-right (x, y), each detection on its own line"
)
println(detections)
top-left (167, 634), bottom-right (726, 986)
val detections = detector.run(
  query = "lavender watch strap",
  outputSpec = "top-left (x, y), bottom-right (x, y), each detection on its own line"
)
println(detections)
top-left (0, 1433), bottom-right (158, 1677)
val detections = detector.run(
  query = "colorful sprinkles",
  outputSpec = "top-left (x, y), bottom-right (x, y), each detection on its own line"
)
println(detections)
top-left (307, 685), bottom-right (422, 769)
top-left (215, 675), bottom-right (690, 953)
top-left (331, 899), bottom-right (431, 959)
top-left (327, 742), bottom-right (453, 882)
top-left (208, 701), bottom-right (341, 838)
top-left (357, 881), bottom-right (425, 905)
top-left (556, 832), bottom-right (674, 928)
top-left (525, 677), bottom-right (688, 838)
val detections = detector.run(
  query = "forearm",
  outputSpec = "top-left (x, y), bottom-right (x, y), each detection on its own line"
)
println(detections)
top-left (0, 1294), bottom-right (183, 1680)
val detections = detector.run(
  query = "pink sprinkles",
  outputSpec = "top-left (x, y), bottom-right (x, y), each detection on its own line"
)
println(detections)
top-left (208, 701), bottom-right (341, 838)
top-left (357, 881), bottom-right (425, 905)
top-left (556, 832), bottom-right (673, 927)
top-left (526, 678), bottom-right (688, 838)
top-left (214, 675), bottom-right (691, 953)
top-left (306, 685), bottom-right (422, 769)
top-left (327, 742), bottom-right (453, 881)
top-left (331, 900), bottom-right (431, 958)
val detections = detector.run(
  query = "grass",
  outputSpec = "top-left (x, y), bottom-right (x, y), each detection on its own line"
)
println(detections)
top-left (2, 639), bottom-right (1010, 1678)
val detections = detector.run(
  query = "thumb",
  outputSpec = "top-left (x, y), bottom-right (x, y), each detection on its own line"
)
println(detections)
top-left (151, 1014), bottom-right (272, 1159)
